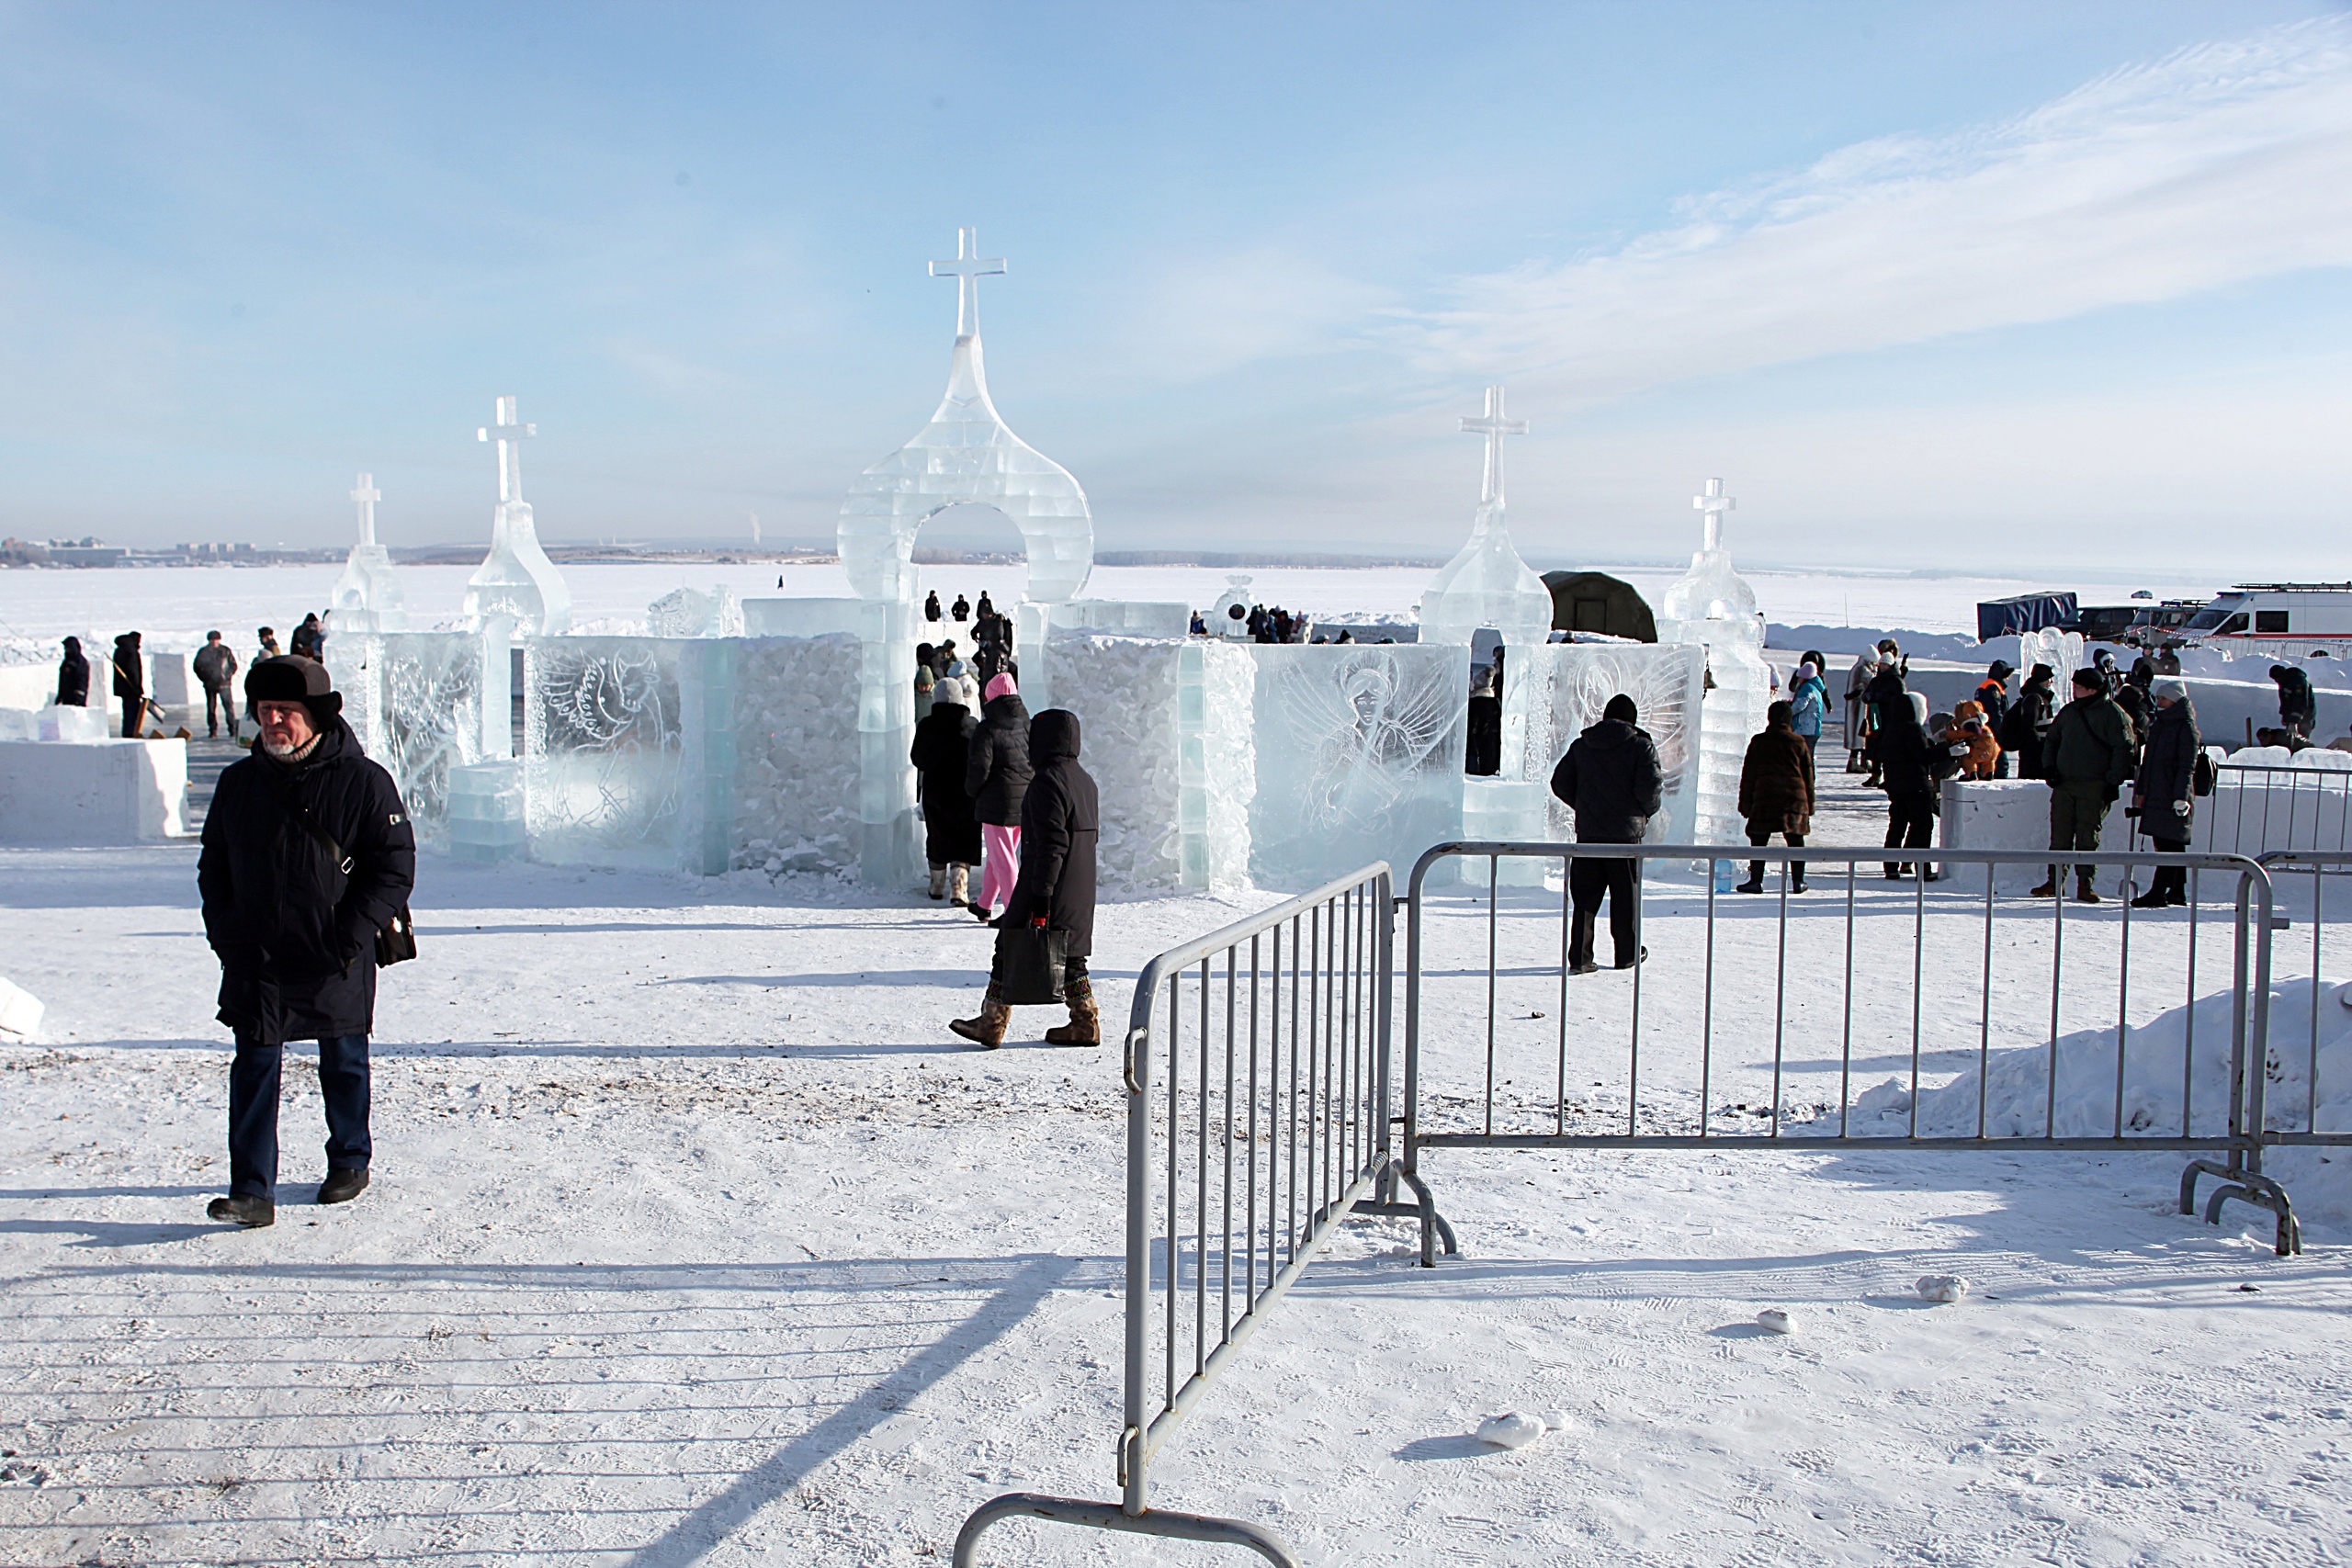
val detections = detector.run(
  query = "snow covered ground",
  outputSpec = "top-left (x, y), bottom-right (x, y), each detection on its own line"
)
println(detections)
top-left (0, 560), bottom-right (2195, 655)
top-left (4, 835), bottom-right (2347, 1566)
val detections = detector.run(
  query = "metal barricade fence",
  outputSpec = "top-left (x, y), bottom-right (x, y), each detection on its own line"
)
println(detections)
top-left (2199, 762), bottom-right (2352, 859)
top-left (955, 863), bottom-right (1450, 1568)
top-left (1399, 842), bottom-right (2303, 1261)
top-left (2253, 851), bottom-right (2352, 1172)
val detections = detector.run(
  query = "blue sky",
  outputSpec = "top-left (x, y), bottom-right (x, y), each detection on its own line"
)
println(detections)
top-left (0, 0), bottom-right (2346, 572)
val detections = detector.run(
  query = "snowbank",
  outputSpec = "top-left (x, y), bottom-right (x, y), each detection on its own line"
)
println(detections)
top-left (1855, 977), bottom-right (2352, 1227)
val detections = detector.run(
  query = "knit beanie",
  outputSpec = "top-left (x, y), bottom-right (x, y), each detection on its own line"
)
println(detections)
top-left (1602, 694), bottom-right (1637, 724)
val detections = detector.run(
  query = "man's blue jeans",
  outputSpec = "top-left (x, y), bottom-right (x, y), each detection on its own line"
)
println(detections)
top-left (229, 1033), bottom-right (371, 1200)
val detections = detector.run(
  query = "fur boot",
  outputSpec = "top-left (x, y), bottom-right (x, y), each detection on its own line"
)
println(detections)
top-left (949, 997), bottom-right (1012, 1049)
top-left (1045, 996), bottom-right (1100, 1046)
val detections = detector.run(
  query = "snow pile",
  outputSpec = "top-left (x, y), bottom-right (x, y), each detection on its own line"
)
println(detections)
top-left (0, 976), bottom-right (40, 1041)
top-left (1047, 634), bottom-right (1185, 891)
top-left (1474, 1412), bottom-right (1548, 1449)
top-left (734, 634), bottom-right (861, 874)
top-left (1915, 1274), bottom-right (1971, 1303)
top-left (1756, 1308), bottom-right (1795, 1335)
top-left (1860, 977), bottom-right (2352, 1227)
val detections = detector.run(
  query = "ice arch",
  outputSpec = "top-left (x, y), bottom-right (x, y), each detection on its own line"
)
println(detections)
top-left (838, 228), bottom-right (1092, 607)
top-left (840, 228), bottom-right (1093, 882)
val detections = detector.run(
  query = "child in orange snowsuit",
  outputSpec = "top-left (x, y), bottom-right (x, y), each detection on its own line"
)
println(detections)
top-left (1949, 699), bottom-right (2001, 779)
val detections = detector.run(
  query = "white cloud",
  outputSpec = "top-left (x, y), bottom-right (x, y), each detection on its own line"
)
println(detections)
top-left (1395, 17), bottom-right (2352, 403)
top-left (1118, 245), bottom-right (1396, 380)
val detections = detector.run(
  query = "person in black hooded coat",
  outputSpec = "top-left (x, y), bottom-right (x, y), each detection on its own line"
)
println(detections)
top-left (910, 691), bottom-right (982, 904)
top-left (953, 708), bottom-right (1099, 1049)
top-left (111, 631), bottom-right (146, 737)
top-left (54, 637), bottom-right (89, 706)
top-left (197, 655), bottom-right (414, 1227)
top-left (964, 674), bottom-right (1034, 919)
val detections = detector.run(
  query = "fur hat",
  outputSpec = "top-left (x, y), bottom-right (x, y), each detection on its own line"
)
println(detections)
top-left (243, 655), bottom-right (342, 720)
top-left (2152, 676), bottom-right (2188, 703)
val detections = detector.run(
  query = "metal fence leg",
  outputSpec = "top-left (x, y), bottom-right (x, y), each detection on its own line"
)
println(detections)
top-left (955, 1492), bottom-right (1300, 1567)
top-left (1351, 1156), bottom-right (1459, 1265)
top-left (2178, 1158), bottom-right (2304, 1257)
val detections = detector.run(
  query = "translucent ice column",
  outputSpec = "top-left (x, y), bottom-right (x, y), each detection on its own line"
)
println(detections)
top-left (1419, 387), bottom-right (1555, 858)
top-left (1657, 478), bottom-right (1770, 848)
top-left (838, 228), bottom-right (1095, 883)
top-left (327, 473), bottom-right (409, 633)
top-left (462, 397), bottom-right (572, 637)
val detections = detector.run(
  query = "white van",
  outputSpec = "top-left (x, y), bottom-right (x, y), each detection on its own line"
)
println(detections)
top-left (2180, 583), bottom-right (2352, 659)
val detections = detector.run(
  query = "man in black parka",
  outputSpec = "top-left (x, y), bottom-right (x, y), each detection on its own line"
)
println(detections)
top-left (953, 708), bottom-right (1099, 1048)
top-left (111, 631), bottom-right (145, 738)
top-left (198, 656), bottom-right (415, 1227)
top-left (54, 637), bottom-right (89, 707)
top-left (1549, 694), bottom-right (1665, 974)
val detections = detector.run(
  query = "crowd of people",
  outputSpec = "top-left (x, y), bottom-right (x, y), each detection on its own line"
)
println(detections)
top-left (1794, 639), bottom-right (2217, 906)
top-left (53, 612), bottom-right (328, 740)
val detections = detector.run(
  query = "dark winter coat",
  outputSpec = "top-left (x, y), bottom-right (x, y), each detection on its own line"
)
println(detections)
top-left (965, 693), bottom-right (1034, 826)
top-left (910, 701), bottom-right (983, 866)
top-left (1973, 677), bottom-right (2010, 730)
top-left (2042, 693), bottom-right (2137, 797)
top-left (1000, 710), bottom-right (1098, 959)
top-left (1464, 694), bottom-right (1501, 775)
top-left (1737, 724), bottom-right (1815, 834)
top-left (1872, 708), bottom-right (1959, 798)
top-left (198, 722), bottom-right (416, 1043)
top-left (194, 640), bottom-right (238, 692)
top-left (924, 591), bottom-right (943, 623)
top-left (55, 640), bottom-right (88, 706)
top-left (2134, 699), bottom-right (2202, 840)
top-left (1863, 666), bottom-right (1907, 729)
top-left (1549, 719), bottom-right (1665, 843)
top-left (111, 635), bottom-right (143, 700)
top-left (2000, 682), bottom-right (2056, 779)
top-left (2275, 666), bottom-right (2316, 727)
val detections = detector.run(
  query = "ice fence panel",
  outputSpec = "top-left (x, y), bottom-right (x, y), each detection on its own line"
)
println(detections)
top-left (1244, 643), bottom-right (1465, 890)
top-left (524, 637), bottom-right (684, 869)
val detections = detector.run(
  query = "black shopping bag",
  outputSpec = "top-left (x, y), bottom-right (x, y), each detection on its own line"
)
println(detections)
top-left (996, 923), bottom-right (1068, 1007)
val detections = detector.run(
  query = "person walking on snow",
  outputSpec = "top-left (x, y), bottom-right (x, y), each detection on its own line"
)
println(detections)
top-left (911, 677), bottom-right (982, 906)
top-left (1549, 694), bottom-right (1664, 974)
top-left (1735, 700), bottom-right (1814, 894)
top-left (964, 671), bottom-right (1033, 922)
top-left (2130, 677), bottom-right (2201, 908)
top-left (952, 709), bottom-right (1100, 1048)
top-left (54, 637), bottom-right (89, 707)
top-left (2031, 669), bottom-right (2137, 902)
top-left (198, 656), bottom-right (415, 1228)
top-left (194, 630), bottom-right (241, 739)
top-left (924, 590), bottom-right (943, 624)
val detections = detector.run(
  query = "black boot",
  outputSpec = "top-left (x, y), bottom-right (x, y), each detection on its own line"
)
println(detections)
top-left (318, 1168), bottom-right (369, 1204)
top-left (207, 1195), bottom-right (274, 1227)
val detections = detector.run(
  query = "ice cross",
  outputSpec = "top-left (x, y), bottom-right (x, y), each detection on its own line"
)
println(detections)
top-left (1693, 476), bottom-right (1736, 551)
top-left (476, 396), bottom-right (537, 505)
top-left (1460, 385), bottom-right (1527, 511)
top-left (350, 472), bottom-right (381, 546)
top-left (930, 226), bottom-right (1006, 341)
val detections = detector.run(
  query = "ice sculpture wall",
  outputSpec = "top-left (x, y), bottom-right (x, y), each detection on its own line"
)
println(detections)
top-left (732, 635), bottom-right (863, 875)
top-left (523, 638), bottom-right (685, 870)
top-left (1512, 642), bottom-right (1707, 845)
top-left (339, 632), bottom-right (487, 845)
top-left (1243, 643), bottom-right (1468, 890)
top-left (1040, 633), bottom-right (1188, 891)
